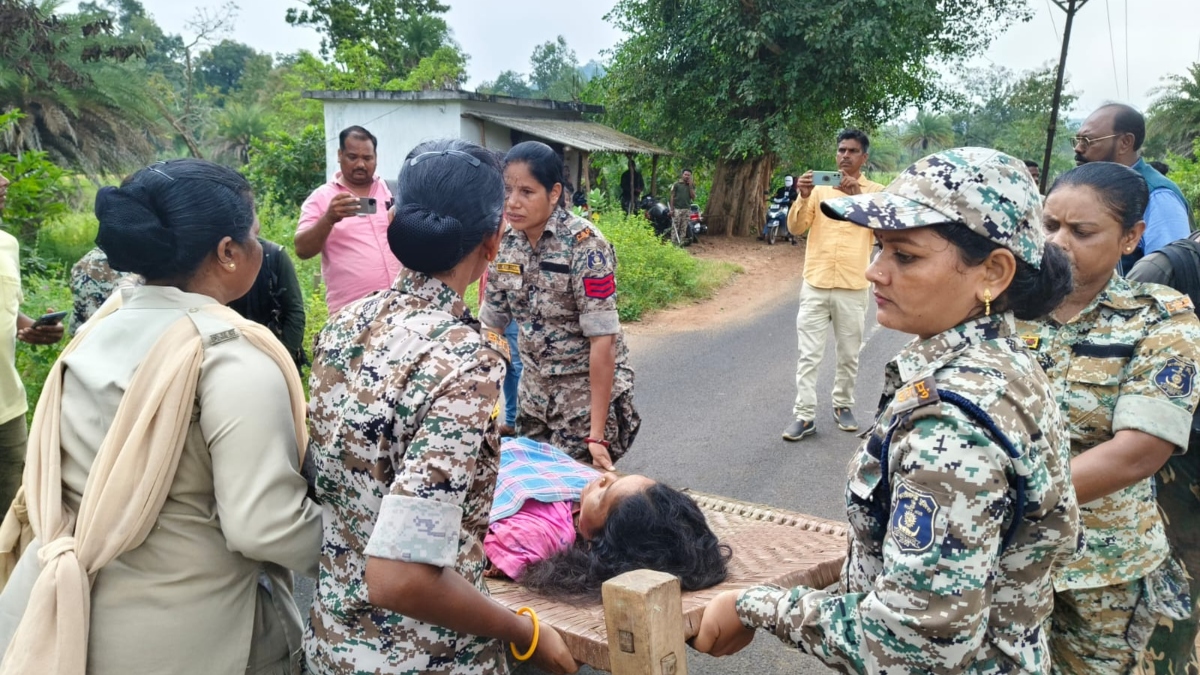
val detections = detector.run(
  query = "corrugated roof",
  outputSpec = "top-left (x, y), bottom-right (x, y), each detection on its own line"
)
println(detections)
top-left (463, 112), bottom-right (671, 156)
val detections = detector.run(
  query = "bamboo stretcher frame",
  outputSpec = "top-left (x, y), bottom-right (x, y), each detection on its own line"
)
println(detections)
top-left (487, 490), bottom-right (849, 675)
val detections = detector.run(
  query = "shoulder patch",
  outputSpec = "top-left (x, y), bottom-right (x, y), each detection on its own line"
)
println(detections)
top-left (482, 327), bottom-right (511, 364)
top-left (892, 376), bottom-right (940, 414)
top-left (1154, 357), bottom-right (1196, 399)
top-left (496, 262), bottom-right (522, 275)
top-left (1164, 295), bottom-right (1194, 315)
top-left (586, 249), bottom-right (608, 271)
top-left (574, 228), bottom-right (593, 243)
top-left (890, 482), bottom-right (939, 554)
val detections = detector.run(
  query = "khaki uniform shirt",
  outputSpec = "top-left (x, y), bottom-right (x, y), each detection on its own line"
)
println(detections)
top-left (0, 286), bottom-right (321, 675)
top-left (305, 269), bottom-right (507, 675)
top-left (1018, 273), bottom-right (1200, 590)
top-left (737, 314), bottom-right (1080, 674)
top-left (0, 230), bottom-right (23, 425)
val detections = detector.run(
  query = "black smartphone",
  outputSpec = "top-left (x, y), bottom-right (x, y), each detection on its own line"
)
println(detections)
top-left (31, 310), bottom-right (68, 328)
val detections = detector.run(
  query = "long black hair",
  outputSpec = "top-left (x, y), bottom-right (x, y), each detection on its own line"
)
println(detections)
top-left (931, 222), bottom-right (1073, 320)
top-left (518, 484), bottom-right (732, 600)
top-left (95, 159), bottom-right (256, 283)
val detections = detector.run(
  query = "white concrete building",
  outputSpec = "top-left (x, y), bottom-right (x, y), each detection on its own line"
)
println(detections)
top-left (303, 90), bottom-right (670, 196)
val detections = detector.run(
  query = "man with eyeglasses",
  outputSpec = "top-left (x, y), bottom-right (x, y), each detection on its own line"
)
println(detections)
top-left (1075, 103), bottom-right (1193, 272)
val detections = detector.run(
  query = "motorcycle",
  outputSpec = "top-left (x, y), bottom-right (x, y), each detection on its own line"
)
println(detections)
top-left (688, 203), bottom-right (707, 243)
top-left (762, 196), bottom-right (795, 245)
top-left (640, 195), bottom-right (703, 246)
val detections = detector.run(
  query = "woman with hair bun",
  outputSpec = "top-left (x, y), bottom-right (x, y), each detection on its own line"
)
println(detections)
top-left (1021, 162), bottom-right (1200, 674)
top-left (481, 141), bottom-right (639, 471)
top-left (304, 139), bottom-right (577, 675)
top-left (0, 159), bottom-right (322, 675)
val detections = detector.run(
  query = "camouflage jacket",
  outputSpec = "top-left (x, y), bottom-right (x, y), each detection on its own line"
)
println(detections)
top-left (737, 314), bottom-right (1080, 674)
top-left (1018, 273), bottom-right (1200, 590)
top-left (479, 208), bottom-right (632, 389)
top-left (303, 268), bottom-right (508, 675)
top-left (69, 247), bottom-right (141, 336)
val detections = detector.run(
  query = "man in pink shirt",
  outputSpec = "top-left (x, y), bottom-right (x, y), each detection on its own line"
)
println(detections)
top-left (295, 125), bottom-right (401, 314)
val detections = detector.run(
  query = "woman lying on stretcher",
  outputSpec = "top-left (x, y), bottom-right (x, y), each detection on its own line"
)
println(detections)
top-left (485, 437), bottom-right (731, 598)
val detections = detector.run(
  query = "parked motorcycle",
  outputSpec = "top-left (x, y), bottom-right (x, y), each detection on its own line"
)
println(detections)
top-left (762, 197), bottom-right (794, 245)
top-left (688, 203), bottom-right (707, 243)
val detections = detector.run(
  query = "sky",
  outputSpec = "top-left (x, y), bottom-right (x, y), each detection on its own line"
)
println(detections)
top-left (71, 0), bottom-right (1200, 117)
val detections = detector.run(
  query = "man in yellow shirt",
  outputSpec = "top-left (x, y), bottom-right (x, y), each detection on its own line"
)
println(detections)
top-left (782, 130), bottom-right (884, 441)
top-left (0, 172), bottom-right (64, 511)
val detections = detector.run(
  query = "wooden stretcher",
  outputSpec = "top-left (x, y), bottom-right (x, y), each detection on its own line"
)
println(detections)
top-left (487, 491), bottom-right (849, 674)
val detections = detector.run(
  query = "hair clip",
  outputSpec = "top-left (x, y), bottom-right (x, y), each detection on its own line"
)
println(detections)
top-left (409, 149), bottom-right (481, 168)
top-left (145, 161), bottom-right (176, 182)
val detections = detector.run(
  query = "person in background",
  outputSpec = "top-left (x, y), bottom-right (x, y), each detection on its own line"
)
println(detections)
top-left (759, 175), bottom-right (798, 241)
top-left (1019, 162), bottom-right (1200, 674)
top-left (695, 148), bottom-right (1080, 673)
top-left (228, 238), bottom-right (307, 372)
top-left (0, 172), bottom-right (64, 513)
top-left (1024, 158), bottom-right (1042, 189)
top-left (295, 125), bottom-right (399, 314)
top-left (482, 141), bottom-right (640, 471)
top-left (668, 169), bottom-right (696, 245)
top-left (1073, 104), bottom-right (1192, 272)
top-left (69, 246), bottom-right (141, 336)
top-left (304, 139), bottom-right (577, 675)
top-left (782, 129), bottom-right (884, 441)
top-left (619, 163), bottom-right (645, 214)
top-left (1148, 160), bottom-right (1170, 176)
top-left (478, 266), bottom-right (521, 435)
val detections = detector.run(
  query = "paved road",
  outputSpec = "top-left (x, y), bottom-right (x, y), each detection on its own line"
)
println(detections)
top-left (519, 287), bottom-right (909, 675)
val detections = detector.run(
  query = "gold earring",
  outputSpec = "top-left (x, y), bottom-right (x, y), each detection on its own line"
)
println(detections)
top-left (227, 263), bottom-right (236, 270)
top-left (983, 288), bottom-right (992, 316)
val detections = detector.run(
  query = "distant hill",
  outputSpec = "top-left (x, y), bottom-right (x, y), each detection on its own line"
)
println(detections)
top-left (580, 60), bottom-right (606, 81)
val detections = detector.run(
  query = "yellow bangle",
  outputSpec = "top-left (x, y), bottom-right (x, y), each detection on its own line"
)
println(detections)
top-left (510, 606), bottom-right (540, 661)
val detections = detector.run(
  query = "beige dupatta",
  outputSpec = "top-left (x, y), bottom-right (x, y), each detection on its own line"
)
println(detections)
top-left (0, 293), bottom-right (307, 675)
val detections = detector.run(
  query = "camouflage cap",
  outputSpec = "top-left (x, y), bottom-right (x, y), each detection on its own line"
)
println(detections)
top-left (821, 147), bottom-right (1045, 268)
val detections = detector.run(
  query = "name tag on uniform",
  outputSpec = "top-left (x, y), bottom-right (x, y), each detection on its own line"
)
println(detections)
top-left (892, 376), bottom-right (939, 414)
top-left (1165, 296), bottom-right (1194, 315)
top-left (496, 262), bottom-right (522, 275)
top-left (482, 327), bottom-right (511, 364)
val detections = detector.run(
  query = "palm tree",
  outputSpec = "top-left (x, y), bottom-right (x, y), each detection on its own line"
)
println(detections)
top-left (0, 0), bottom-right (159, 176)
top-left (1147, 63), bottom-right (1200, 158)
top-left (210, 102), bottom-right (269, 165)
top-left (900, 111), bottom-right (956, 154)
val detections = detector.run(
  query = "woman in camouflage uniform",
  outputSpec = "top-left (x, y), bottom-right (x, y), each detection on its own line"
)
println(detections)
top-left (303, 140), bottom-right (576, 675)
top-left (694, 148), bottom-right (1082, 674)
top-left (1019, 162), bottom-right (1200, 674)
top-left (481, 142), bottom-right (639, 471)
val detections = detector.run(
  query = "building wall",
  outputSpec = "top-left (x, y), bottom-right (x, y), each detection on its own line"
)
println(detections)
top-left (322, 100), bottom-right (465, 181)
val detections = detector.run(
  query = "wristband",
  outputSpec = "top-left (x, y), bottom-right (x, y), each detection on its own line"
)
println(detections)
top-left (585, 437), bottom-right (610, 449)
top-left (510, 607), bottom-right (539, 661)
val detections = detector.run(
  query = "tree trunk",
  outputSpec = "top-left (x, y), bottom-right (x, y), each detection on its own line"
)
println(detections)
top-left (706, 155), bottom-right (775, 236)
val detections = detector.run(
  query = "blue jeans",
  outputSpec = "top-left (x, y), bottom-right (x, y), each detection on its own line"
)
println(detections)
top-left (503, 320), bottom-right (522, 426)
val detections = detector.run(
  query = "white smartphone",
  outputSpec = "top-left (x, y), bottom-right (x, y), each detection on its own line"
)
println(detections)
top-left (811, 171), bottom-right (843, 187)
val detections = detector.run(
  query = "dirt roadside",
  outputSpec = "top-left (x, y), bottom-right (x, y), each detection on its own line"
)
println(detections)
top-left (625, 235), bottom-right (807, 335)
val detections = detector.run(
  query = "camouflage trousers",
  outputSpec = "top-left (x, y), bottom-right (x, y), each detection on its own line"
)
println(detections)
top-left (0, 414), bottom-right (26, 514)
top-left (1052, 560), bottom-right (1192, 675)
top-left (1142, 451), bottom-right (1200, 675)
top-left (670, 209), bottom-right (690, 244)
top-left (516, 371), bottom-right (640, 466)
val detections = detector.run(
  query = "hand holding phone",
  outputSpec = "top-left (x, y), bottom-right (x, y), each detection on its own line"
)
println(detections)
top-left (355, 197), bottom-right (377, 215)
top-left (811, 171), bottom-right (843, 187)
top-left (32, 310), bottom-right (68, 328)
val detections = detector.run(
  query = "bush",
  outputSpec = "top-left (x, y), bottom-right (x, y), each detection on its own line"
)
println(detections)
top-left (36, 211), bottom-right (99, 268)
top-left (14, 265), bottom-right (73, 421)
top-left (0, 111), bottom-right (71, 249)
top-left (244, 125), bottom-right (327, 212)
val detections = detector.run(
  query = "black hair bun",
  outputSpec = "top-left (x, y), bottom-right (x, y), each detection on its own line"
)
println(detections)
top-left (388, 202), bottom-right (466, 274)
top-left (94, 184), bottom-right (180, 279)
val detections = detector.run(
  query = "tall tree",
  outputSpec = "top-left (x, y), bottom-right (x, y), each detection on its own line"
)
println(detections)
top-left (1146, 63), bottom-right (1200, 159)
top-left (285, 0), bottom-right (451, 81)
top-left (0, 0), bottom-right (158, 175)
top-left (530, 36), bottom-right (581, 100)
top-left (477, 70), bottom-right (533, 98)
top-left (599, 0), bottom-right (1033, 235)
top-left (901, 111), bottom-right (956, 153)
top-left (197, 39), bottom-right (271, 96)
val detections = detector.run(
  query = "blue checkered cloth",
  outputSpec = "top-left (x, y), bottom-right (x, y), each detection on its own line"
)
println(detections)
top-left (489, 437), bottom-right (600, 523)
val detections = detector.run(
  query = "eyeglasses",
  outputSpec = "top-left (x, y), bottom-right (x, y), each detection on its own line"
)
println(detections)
top-left (1071, 134), bottom-right (1120, 151)
top-left (409, 149), bottom-right (481, 168)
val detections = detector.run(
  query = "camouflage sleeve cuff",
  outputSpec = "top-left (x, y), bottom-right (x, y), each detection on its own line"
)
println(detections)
top-left (364, 495), bottom-right (462, 567)
top-left (1113, 394), bottom-right (1193, 449)
top-left (479, 304), bottom-right (511, 332)
top-left (580, 310), bottom-right (620, 337)
top-left (736, 585), bottom-right (809, 634)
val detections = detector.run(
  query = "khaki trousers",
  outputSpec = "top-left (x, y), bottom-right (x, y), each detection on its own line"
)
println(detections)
top-left (792, 281), bottom-right (869, 421)
top-left (0, 415), bottom-right (26, 514)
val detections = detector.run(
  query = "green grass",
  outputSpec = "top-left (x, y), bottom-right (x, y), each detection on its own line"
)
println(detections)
top-left (15, 201), bottom-right (742, 416)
